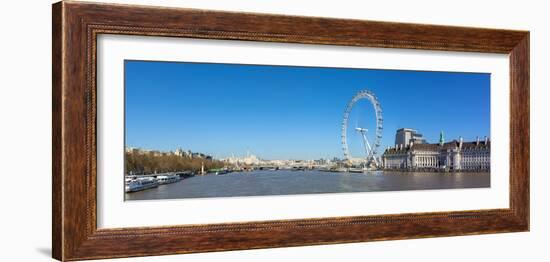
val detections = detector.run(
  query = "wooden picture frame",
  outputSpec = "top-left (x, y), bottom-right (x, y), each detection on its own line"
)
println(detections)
top-left (52, 1), bottom-right (529, 261)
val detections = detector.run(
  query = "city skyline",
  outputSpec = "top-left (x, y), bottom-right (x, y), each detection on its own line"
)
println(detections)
top-left (124, 130), bottom-right (491, 162)
top-left (125, 60), bottom-right (490, 160)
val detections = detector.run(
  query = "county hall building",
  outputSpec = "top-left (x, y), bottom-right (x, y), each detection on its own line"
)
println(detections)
top-left (382, 128), bottom-right (490, 171)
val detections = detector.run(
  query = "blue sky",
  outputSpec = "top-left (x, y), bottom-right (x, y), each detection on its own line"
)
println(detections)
top-left (125, 60), bottom-right (490, 160)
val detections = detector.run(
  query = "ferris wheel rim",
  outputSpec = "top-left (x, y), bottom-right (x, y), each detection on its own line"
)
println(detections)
top-left (341, 89), bottom-right (383, 163)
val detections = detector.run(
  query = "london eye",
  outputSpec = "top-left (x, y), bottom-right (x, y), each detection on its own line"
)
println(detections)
top-left (341, 90), bottom-right (383, 167)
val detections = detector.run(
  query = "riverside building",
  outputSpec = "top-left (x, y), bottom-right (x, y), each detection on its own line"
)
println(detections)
top-left (382, 129), bottom-right (490, 171)
top-left (395, 128), bottom-right (426, 146)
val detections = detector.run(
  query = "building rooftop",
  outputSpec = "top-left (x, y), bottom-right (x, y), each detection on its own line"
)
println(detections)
top-left (383, 139), bottom-right (490, 154)
top-left (396, 128), bottom-right (418, 132)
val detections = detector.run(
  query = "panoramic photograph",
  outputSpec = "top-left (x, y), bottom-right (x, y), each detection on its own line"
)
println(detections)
top-left (124, 60), bottom-right (490, 201)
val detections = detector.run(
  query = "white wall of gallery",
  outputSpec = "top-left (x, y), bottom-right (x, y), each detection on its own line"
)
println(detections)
top-left (0, 0), bottom-right (547, 261)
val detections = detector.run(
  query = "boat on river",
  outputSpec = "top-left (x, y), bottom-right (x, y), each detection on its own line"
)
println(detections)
top-left (209, 168), bottom-right (231, 175)
top-left (156, 174), bottom-right (181, 185)
top-left (125, 177), bottom-right (158, 193)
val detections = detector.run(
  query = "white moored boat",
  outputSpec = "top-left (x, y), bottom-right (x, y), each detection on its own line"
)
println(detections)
top-left (156, 174), bottom-right (181, 185)
top-left (125, 177), bottom-right (158, 193)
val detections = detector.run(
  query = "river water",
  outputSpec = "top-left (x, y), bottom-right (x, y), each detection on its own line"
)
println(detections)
top-left (125, 170), bottom-right (490, 201)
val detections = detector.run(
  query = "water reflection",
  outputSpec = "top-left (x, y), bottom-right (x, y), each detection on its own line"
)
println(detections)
top-left (125, 170), bottom-right (490, 201)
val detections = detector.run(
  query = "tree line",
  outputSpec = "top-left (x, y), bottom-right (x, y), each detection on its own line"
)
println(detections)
top-left (125, 151), bottom-right (225, 175)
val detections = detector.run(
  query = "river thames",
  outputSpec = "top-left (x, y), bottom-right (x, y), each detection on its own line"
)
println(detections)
top-left (125, 170), bottom-right (490, 201)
